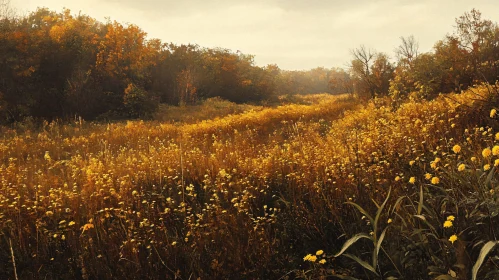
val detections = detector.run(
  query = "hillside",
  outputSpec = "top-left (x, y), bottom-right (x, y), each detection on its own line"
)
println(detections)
top-left (1, 85), bottom-right (499, 279)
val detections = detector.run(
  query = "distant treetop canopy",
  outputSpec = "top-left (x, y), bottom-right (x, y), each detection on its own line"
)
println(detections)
top-left (0, 5), bottom-right (497, 123)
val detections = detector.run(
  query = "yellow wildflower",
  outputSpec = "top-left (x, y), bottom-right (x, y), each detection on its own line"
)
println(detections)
top-left (395, 176), bottom-right (401, 182)
top-left (484, 164), bottom-right (491, 171)
top-left (458, 164), bottom-right (466, 171)
top-left (44, 151), bottom-right (51, 161)
top-left (81, 223), bottom-right (94, 232)
top-left (446, 215), bottom-right (455, 221)
top-left (316, 250), bottom-right (324, 256)
top-left (449, 234), bottom-right (458, 244)
top-left (443, 220), bottom-right (453, 228)
top-left (495, 159), bottom-right (499, 167)
top-left (319, 259), bottom-right (326, 264)
top-left (425, 173), bottom-right (432, 180)
top-left (490, 109), bottom-right (497, 118)
top-left (409, 177), bottom-right (416, 184)
top-left (303, 254), bottom-right (317, 262)
top-left (431, 177), bottom-right (440, 185)
top-left (483, 148), bottom-right (492, 158)
top-left (452, 145), bottom-right (461, 153)
top-left (493, 146), bottom-right (499, 156)
top-left (471, 156), bottom-right (477, 162)
top-left (68, 221), bottom-right (75, 226)
top-left (409, 160), bottom-right (415, 166)
top-left (387, 218), bottom-right (393, 224)
top-left (496, 133), bottom-right (499, 141)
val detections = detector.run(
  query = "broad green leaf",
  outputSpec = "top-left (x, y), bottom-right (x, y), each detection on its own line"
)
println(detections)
top-left (421, 204), bottom-right (437, 218)
top-left (373, 226), bottom-right (388, 269)
top-left (484, 166), bottom-right (496, 188)
top-left (472, 241), bottom-right (499, 280)
top-left (414, 214), bottom-right (426, 221)
top-left (434, 274), bottom-right (456, 280)
top-left (391, 195), bottom-right (408, 215)
top-left (394, 212), bottom-right (408, 228)
top-left (374, 187), bottom-right (391, 240)
top-left (343, 253), bottom-right (379, 276)
top-left (330, 274), bottom-right (360, 280)
top-left (413, 214), bottom-right (437, 232)
top-left (371, 198), bottom-right (381, 209)
top-left (345, 202), bottom-right (374, 225)
top-left (334, 233), bottom-right (372, 257)
top-left (418, 185), bottom-right (423, 215)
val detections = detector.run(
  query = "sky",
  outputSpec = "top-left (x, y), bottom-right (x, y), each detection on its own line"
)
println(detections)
top-left (9, 0), bottom-right (499, 70)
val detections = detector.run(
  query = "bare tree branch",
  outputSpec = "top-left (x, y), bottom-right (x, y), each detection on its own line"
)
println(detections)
top-left (0, 0), bottom-right (15, 20)
top-left (395, 35), bottom-right (419, 65)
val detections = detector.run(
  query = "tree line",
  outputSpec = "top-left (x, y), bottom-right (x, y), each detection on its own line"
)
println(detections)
top-left (0, 7), bottom-right (283, 122)
top-left (0, 4), bottom-right (498, 123)
top-left (349, 9), bottom-right (499, 100)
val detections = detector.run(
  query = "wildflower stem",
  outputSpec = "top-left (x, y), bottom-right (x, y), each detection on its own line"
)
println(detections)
top-left (9, 238), bottom-right (18, 280)
top-left (180, 135), bottom-right (185, 204)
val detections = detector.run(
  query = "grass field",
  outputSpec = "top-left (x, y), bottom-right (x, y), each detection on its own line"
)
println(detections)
top-left (1, 88), bottom-right (499, 279)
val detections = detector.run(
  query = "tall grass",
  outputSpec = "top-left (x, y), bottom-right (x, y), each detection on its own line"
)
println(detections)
top-left (0, 87), bottom-right (498, 279)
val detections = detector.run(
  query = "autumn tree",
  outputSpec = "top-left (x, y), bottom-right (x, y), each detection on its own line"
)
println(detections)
top-left (150, 44), bottom-right (200, 105)
top-left (452, 9), bottom-right (499, 83)
top-left (390, 9), bottom-right (499, 102)
top-left (93, 20), bottom-right (160, 116)
top-left (350, 46), bottom-right (375, 97)
top-left (328, 68), bottom-right (353, 94)
top-left (351, 46), bottom-right (394, 98)
top-left (390, 36), bottom-right (420, 99)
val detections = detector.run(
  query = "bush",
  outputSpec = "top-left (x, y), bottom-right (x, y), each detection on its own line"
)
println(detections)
top-left (123, 83), bottom-right (158, 118)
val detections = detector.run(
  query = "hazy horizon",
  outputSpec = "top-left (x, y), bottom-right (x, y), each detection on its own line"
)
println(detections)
top-left (10, 0), bottom-right (499, 70)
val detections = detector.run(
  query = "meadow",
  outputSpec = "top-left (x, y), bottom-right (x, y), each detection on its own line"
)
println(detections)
top-left (1, 86), bottom-right (499, 279)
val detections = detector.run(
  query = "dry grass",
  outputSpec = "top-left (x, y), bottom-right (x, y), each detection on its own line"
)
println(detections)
top-left (154, 97), bottom-right (263, 124)
top-left (1, 87), bottom-right (499, 279)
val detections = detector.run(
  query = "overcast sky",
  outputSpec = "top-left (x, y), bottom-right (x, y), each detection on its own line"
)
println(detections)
top-left (9, 0), bottom-right (499, 70)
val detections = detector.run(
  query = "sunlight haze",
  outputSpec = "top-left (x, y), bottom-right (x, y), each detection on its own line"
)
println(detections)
top-left (9, 0), bottom-right (499, 70)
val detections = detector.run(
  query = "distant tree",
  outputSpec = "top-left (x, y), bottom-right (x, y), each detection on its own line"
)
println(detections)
top-left (351, 46), bottom-right (393, 98)
top-left (351, 46), bottom-right (376, 98)
top-left (0, 0), bottom-right (15, 20)
top-left (411, 53), bottom-right (445, 98)
top-left (395, 35), bottom-right (419, 67)
top-left (276, 67), bottom-right (336, 95)
top-left (371, 53), bottom-right (394, 95)
top-left (176, 69), bottom-right (197, 105)
top-left (328, 68), bottom-right (353, 94)
top-left (452, 9), bottom-right (499, 83)
top-left (390, 36), bottom-right (420, 99)
top-left (151, 43), bottom-right (201, 105)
